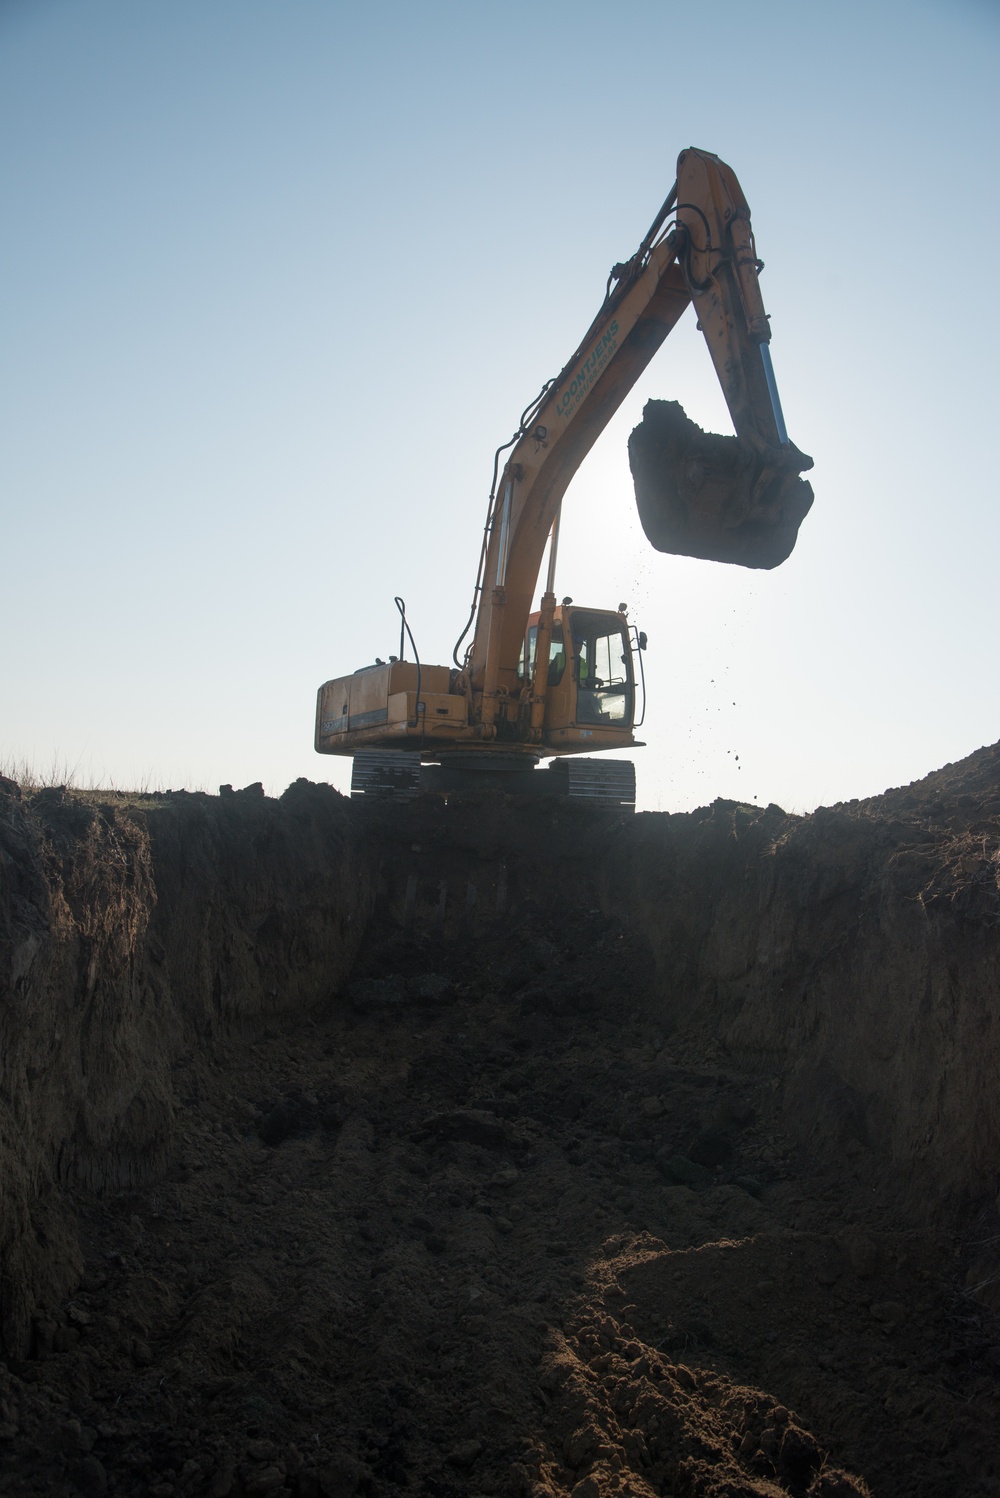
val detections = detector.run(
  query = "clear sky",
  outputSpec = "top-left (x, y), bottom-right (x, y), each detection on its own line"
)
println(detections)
top-left (2, 0), bottom-right (997, 811)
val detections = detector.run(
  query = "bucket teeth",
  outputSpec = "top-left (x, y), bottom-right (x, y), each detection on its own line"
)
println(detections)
top-left (629, 400), bottom-right (814, 570)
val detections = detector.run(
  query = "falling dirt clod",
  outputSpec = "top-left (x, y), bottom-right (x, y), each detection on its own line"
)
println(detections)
top-left (630, 399), bottom-right (815, 569)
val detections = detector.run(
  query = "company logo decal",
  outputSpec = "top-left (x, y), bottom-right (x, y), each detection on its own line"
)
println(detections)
top-left (554, 320), bottom-right (619, 420)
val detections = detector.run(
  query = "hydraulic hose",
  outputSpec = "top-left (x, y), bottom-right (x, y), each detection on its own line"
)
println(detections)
top-left (395, 596), bottom-right (422, 730)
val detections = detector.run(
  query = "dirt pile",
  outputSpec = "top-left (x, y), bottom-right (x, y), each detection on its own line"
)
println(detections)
top-left (0, 747), bottom-right (998, 1498)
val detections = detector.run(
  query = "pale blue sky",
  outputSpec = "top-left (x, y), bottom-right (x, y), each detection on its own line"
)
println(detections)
top-left (2, 0), bottom-right (997, 809)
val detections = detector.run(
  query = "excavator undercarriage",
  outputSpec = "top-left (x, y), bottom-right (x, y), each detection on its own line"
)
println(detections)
top-left (349, 750), bottom-right (636, 809)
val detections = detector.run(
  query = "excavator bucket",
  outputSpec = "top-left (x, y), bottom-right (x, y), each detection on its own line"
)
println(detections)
top-left (629, 400), bottom-right (814, 570)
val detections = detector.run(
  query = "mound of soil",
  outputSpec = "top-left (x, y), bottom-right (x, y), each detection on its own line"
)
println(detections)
top-left (1, 747), bottom-right (999, 1497)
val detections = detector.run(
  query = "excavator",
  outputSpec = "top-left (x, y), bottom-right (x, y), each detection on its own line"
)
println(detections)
top-left (315, 149), bottom-right (813, 806)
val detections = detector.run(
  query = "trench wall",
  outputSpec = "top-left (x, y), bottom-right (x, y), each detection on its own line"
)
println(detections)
top-left (604, 789), bottom-right (1000, 1216)
top-left (0, 780), bottom-right (376, 1357)
top-left (2, 752), bottom-right (999, 1358)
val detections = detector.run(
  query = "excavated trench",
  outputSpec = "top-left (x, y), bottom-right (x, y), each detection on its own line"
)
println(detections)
top-left (1, 750), bottom-right (999, 1498)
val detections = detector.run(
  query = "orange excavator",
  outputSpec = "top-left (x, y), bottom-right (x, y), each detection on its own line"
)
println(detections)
top-left (315, 149), bottom-right (813, 805)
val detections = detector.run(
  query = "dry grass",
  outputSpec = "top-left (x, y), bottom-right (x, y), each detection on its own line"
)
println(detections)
top-left (0, 755), bottom-right (197, 802)
top-left (0, 753), bottom-right (89, 795)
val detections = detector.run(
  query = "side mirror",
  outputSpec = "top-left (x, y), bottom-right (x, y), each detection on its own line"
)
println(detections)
top-left (638, 631), bottom-right (648, 651)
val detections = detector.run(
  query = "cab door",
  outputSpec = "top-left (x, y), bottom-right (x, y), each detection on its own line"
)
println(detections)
top-left (567, 610), bottom-right (635, 729)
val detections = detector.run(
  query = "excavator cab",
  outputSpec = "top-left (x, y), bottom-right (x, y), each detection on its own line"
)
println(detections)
top-left (518, 604), bottom-right (638, 753)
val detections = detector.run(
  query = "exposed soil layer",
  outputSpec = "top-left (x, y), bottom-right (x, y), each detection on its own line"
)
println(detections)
top-left (1, 747), bottom-right (999, 1498)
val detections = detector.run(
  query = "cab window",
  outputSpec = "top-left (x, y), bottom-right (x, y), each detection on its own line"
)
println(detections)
top-left (570, 612), bottom-right (632, 725)
top-left (547, 626), bottom-right (566, 684)
top-left (519, 625), bottom-right (566, 685)
top-left (517, 626), bottom-right (537, 681)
